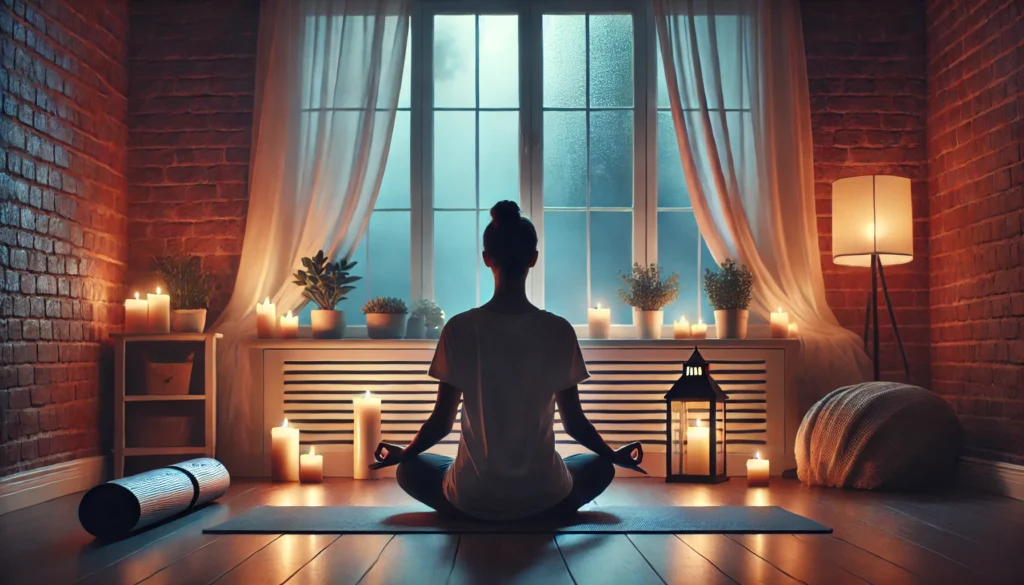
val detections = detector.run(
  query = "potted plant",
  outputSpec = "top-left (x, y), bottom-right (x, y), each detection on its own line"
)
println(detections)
top-left (363, 297), bottom-right (408, 339)
top-left (704, 258), bottom-right (754, 339)
top-left (292, 250), bottom-right (360, 339)
top-left (618, 263), bottom-right (680, 339)
top-left (152, 255), bottom-right (215, 333)
top-left (409, 299), bottom-right (444, 339)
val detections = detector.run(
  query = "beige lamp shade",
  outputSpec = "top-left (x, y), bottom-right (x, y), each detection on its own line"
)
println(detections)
top-left (832, 175), bottom-right (913, 267)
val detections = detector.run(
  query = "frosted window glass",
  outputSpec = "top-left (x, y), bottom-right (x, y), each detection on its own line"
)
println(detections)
top-left (434, 15), bottom-right (476, 108)
top-left (368, 212), bottom-right (411, 304)
top-left (590, 212), bottom-right (633, 325)
top-left (544, 211), bottom-right (587, 324)
top-left (657, 211), bottom-right (699, 324)
top-left (435, 211), bottom-right (479, 318)
top-left (589, 110), bottom-right (633, 208)
top-left (543, 111), bottom-right (587, 208)
top-left (589, 15), bottom-right (633, 108)
top-left (657, 112), bottom-right (689, 208)
top-left (542, 15), bottom-right (586, 108)
top-left (479, 16), bottom-right (519, 108)
top-left (479, 111), bottom-right (520, 209)
top-left (434, 111), bottom-right (477, 209)
top-left (377, 111), bottom-right (410, 210)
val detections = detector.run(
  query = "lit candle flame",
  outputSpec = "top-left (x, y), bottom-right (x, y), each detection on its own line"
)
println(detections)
top-left (698, 319), bottom-right (703, 325)
top-left (364, 390), bottom-right (371, 399)
top-left (309, 445), bottom-right (316, 456)
top-left (134, 292), bottom-right (139, 300)
top-left (777, 307), bottom-right (782, 313)
top-left (696, 418), bottom-right (703, 427)
top-left (264, 297), bottom-right (271, 305)
top-left (286, 310), bottom-right (293, 318)
top-left (754, 451), bottom-right (761, 460)
top-left (156, 287), bottom-right (161, 294)
top-left (282, 418), bottom-right (289, 428)
top-left (596, 302), bottom-right (602, 309)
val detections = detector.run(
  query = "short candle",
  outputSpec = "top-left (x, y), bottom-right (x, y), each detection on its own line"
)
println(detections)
top-left (256, 297), bottom-right (277, 339)
top-left (271, 418), bottom-right (300, 482)
top-left (279, 310), bottom-right (299, 339)
top-left (770, 307), bottom-right (789, 338)
top-left (124, 292), bottom-right (149, 333)
top-left (673, 316), bottom-right (691, 339)
top-left (746, 451), bottom-right (770, 487)
top-left (299, 445), bottom-right (324, 483)
top-left (587, 303), bottom-right (611, 339)
top-left (788, 322), bottom-right (799, 338)
top-left (690, 320), bottom-right (708, 340)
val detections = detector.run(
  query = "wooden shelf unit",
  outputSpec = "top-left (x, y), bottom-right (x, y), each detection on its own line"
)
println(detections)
top-left (112, 332), bottom-right (221, 478)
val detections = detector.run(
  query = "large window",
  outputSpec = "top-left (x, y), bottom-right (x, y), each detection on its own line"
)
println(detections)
top-left (327, 1), bottom-right (730, 328)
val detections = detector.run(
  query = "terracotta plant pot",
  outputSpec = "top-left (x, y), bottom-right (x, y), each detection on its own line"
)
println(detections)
top-left (366, 313), bottom-right (407, 339)
top-left (405, 316), bottom-right (426, 339)
top-left (171, 309), bottom-right (207, 333)
top-left (636, 310), bottom-right (664, 340)
top-left (311, 309), bottom-right (346, 339)
top-left (714, 309), bottom-right (749, 339)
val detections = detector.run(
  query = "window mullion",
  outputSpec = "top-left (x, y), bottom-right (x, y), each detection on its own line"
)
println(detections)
top-left (414, 3), bottom-right (435, 302)
top-left (638, 0), bottom-right (656, 269)
top-left (527, 1), bottom-right (545, 307)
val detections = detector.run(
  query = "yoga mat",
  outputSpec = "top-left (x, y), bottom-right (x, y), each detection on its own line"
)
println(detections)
top-left (205, 505), bottom-right (831, 534)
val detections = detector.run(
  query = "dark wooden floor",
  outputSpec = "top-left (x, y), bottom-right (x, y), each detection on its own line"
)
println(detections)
top-left (1, 477), bottom-right (1022, 585)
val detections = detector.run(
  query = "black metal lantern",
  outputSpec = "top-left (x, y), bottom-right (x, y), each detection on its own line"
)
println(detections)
top-left (665, 347), bottom-right (729, 483)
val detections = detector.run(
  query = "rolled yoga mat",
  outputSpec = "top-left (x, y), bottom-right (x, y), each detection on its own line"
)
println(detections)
top-left (79, 458), bottom-right (230, 539)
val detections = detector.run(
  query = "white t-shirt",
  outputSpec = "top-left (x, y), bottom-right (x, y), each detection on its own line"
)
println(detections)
top-left (428, 308), bottom-right (590, 520)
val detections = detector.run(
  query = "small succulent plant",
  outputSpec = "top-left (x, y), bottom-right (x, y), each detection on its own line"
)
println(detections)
top-left (704, 258), bottom-right (754, 310)
top-left (618, 263), bottom-right (680, 311)
top-left (411, 299), bottom-right (445, 328)
top-left (292, 250), bottom-right (360, 310)
top-left (152, 255), bottom-right (216, 310)
top-left (362, 296), bottom-right (408, 315)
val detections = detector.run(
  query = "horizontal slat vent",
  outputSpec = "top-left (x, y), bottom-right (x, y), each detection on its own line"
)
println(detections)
top-left (281, 354), bottom-right (768, 451)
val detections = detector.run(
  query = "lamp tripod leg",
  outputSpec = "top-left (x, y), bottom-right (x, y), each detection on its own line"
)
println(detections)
top-left (877, 261), bottom-right (911, 381)
top-left (871, 255), bottom-right (880, 381)
top-left (863, 290), bottom-right (871, 352)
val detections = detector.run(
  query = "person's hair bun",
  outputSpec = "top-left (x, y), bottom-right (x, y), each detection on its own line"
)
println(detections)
top-left (490, 200), bottom-right (521, 226)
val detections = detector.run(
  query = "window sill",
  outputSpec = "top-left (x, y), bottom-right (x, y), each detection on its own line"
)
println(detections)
top-left (245, 335), bottom-right (798, 350)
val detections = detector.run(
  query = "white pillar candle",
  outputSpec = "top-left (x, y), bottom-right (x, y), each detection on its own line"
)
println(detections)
top-left (770, 307), bottom-right (789, 338)
top-left (788, 322), bottom-right (799, 338)
top-left (299, 445), bottom-right (324, 483)
top-left (271, 418), bottom-right (300, 482)
top-left (353, 390), bottom-right (382, 480)
top-left (690, 320), bottom-right (707, 340)
top-left (746, 451), bottom-right (770, 487)
top-left (279, 310), bottom-right (299, 339)
top-left (685, 419), bottom-right (710, 475)
top-left (146, 287), bottom-right (170, 333)
top-left (256, 297), bottom-right (277, 338)
top-left (587, 303), bottom-right (611, 339)
top-left (124, 292), bottom-right (149, 333)
top-left (673, 316), bottom-right (692, 339)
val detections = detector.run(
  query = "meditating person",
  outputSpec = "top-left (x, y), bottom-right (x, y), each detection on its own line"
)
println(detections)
top-left (371, 200), bottom-right (644, 521)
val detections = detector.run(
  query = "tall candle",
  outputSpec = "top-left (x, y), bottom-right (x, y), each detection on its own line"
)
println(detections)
top-left (690, 320), bottom-right (707, 340)
top-left (124, 292), bottom-right (149, 333)
top-left (685, 418), bottom-right (710, 475)
top-left (587, 303), bottom-right (611, 339)
top-left (147, 287), bottom-right (170, 333)
top-left (673, 316), bottom-right (692, 339)
top-left (299, 445), bottom-right (324, 483)
top-left (280, 310), bottom-right (299, 339)
top-left (788, 322), bottom-right (799, 338)
top-left (746, 451), bottom-right (770, 487)
top-left (770, 307), bottom-right (789, 338)
top-left (353, 390), bottom-right (382, 480)
top-left (256, 297), bottom-right (277, 339)
top-left (271, 418), bottom-right (300, 482)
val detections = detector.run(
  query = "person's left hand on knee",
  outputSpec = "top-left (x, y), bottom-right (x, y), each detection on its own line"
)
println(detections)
top-left (370, 442), bottom-right (406, 470)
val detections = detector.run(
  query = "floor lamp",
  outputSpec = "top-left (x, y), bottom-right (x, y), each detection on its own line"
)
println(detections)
top-left (832, 175), bottom-right (913, 381)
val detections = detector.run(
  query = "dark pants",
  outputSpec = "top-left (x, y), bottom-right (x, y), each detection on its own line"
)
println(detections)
top-left (395, 453), bottom-right (615, 521)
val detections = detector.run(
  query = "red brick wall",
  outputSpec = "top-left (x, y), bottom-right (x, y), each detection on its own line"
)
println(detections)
top-left (1, 0), bottom-right (129, 476)
top-left (802, 0), bottom-right (931, 385)
top-left (126, 0), bottom-right (258, 321)
top-left (927, 0), bottom-right (1023, 464)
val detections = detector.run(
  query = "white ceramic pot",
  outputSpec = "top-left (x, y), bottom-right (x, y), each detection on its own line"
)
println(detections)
top-left (636, 310), bottom-right (664, 340)
top-left (405, 316), bottom-right (426, 339)
top-left (714, 309), bottom-right (749, 339)
top-left (366, 313), bottom-right (407, 339)
top-left (171, 309), bottom-right (207, 333)
top-left (311, 309), bottom-right (346, 339)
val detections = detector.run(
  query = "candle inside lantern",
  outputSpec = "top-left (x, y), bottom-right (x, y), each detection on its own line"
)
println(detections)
top-left (256, 297), bottom-right (277, 339)
top-left (770, 307), bottom-right (789, 338)
top-left (299, 445), bottom-right (324, 483)
top-left (685, 418), bottom-right (710, 475)
top-left (124, 292), bottom-right (149, 333)
top-left (788, 322), bottom-right (799, 338)
top-left (690, 319), bottom-right (708, 340)
top-left (673, 316), bottom-right (692, 339)
top-left (353, 390), bottom-right (382, 480)
top-left (279, 310), bottom-right (299, 339)
top-left (587, 303), bottom-right (611, 339)
top-left (147, 287), bottom-right (170, 333)
top-left (271, 418), bottom-right (300, 482)
top-left (746, 451), bottom-right (770, 487)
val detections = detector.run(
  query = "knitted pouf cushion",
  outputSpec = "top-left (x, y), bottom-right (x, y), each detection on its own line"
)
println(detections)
top-left (796, 382), bottom-right (962, 490)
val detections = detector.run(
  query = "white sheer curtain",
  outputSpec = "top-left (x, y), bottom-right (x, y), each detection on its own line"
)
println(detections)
top-left (655, 0), bottom-right (870, 414)
top-left (213, 0), bottom-right (410, 471)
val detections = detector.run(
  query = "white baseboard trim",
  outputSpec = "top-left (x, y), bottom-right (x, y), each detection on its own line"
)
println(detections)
top-left (0, 456), bottom-right (110, 516)
top-left (960, 456), bottom-right (1024, 501)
